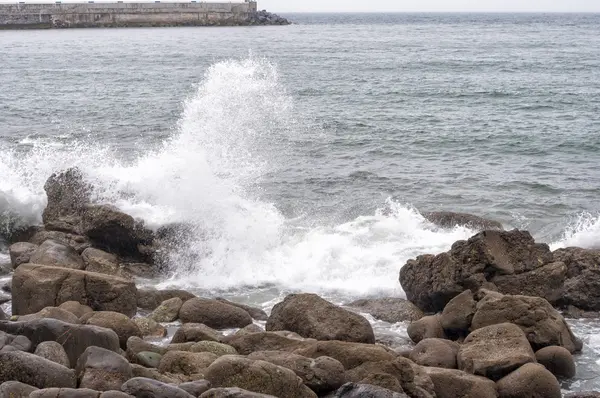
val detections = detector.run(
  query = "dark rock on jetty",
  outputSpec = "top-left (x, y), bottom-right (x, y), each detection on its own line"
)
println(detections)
top-left (423, 211), bottom-right (503, 231)
top-left (247, 10), bottom-right (291, 26)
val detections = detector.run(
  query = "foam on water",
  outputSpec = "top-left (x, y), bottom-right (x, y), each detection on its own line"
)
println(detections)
top-left (551, 212), bottom-right (600, 250)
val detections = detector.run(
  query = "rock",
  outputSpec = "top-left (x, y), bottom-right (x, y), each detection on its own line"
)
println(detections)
top-left (34, 341), bottom-right (71, 367)
top-left (407, 315), bottom-right (446, 344)
top-left (226, 331), bottom-right (310, 355)
top-left (0, 380), bottom-right (38, 397)
top-left (0, 318), bottom-right (120, 367)
top-left (171, 323), bottom-right (224, 344)
top-left (344, 298), bottom-right (425, 323)
top-left (158, 351), bottom-right (218, 376)
top-left (205, 355), bottom-right (316, 398)
top-left (248, 351), bottom-right (345, 394)
top-left (0, 350), bottom-right (76, 388)
top-left (492, 261), bottom-right (567, 304)
top-left (12, 264), bottom-right (137, 317)
top-left (216, 298), bottom-right (268, 321)
top-left (200, 387), bottom-right (277, 397)
top-left (179, 298), bottom-right (253, 329)
top-left (179, 380), bottom-right (211, 397)
top-left (121, 262), bottom-right (159, 279)
top-left (457, 323), bottom-right (535, 380)
top-left (329, 382), bottom-right (409, 397)
top-left (190, 341), bottom-right (238, 356)
top-left (424, 367), bottom-right (497, 398)
top-left (101, 392), bottom-right (135, 398)
top-left (440, 290), bottom-right (477, 337)
top-left (29, 239), bottom-right (85, 270)
top-left (18, 306), bottom-right (80, 324)
top-left (121, 377), bottom-right (194, 398)
top-left (30, 230), bottom-right (91, 254)
top-left (81, 311), bottom-right (142, 349)
top-left (9, 242), bottom-right (38, 268)
top-left (76, 346), bottom-right (133, 391)
top-left (266, 294), bottom-right (375, 344)
top-left (423, 211), bottom-right (503, 230)
top-left (554, 247), bottom-right (600, 311)
top-left (471, 292), bottom-right (582, 353)
top-left (134, 317), bottom-right (167, 338)
top-left (564, 393), bottom-right (600, 398)
top-left (82, 247), bottom-right (121, 275)
top-left (29, 388), bottom-right (103, 397)
top-left (410, 338), bottom-right (459, 369)
top-left (496, 363), bottom-right (561, 398)
top-left (0, 308), bottom-right (6, 322)
top-left (131, 364), bottom-right (180, 384)
top-left (535, 346), bottom-right (576, 378)
top-left (9, 335), bottom-right (32, 351)
top-left (126, 337), bottom-right (167, 360)
top-left (82, 204), bottom-right (153, 259)
top-left (42, 168), bottom-right (91, 225)
top-left (400, 229), bottom-right (555, 312)
top-left (408, 364), bottom-right (436, 398)
top-left (294, 341), bottom-right (396, 370)
top-left (136, 351), bottom-right (163, 368)
top-left (137, 288), bottom-right (196, 310)
top-left (59, 301), bottom-right (94, 318)
top-left (233, 324), bottom-right (264, 337)
top-left (150, 297), bottom-right (183, 323)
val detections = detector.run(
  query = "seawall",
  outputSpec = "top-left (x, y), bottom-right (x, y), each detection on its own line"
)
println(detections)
top-left (0, 1), bottom-right (289, 29)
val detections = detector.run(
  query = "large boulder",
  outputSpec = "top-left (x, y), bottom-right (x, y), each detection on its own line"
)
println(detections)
top-left (344, 357), bottom-right (415, 394)
top-left (535, 346), bottom-right (576, 378)
top-left (248, 351), bottom-right (345, 394)
top-left (423, 211), bottom-right (503, 230)
top-left (29, 230), bottom-right (91, 254)
top-left (424, 367), bottom-right (497, 398)
top-left (344, 298), bottom-right (424, 323)
top-left (59, 301), bottom-right (94, 318)
top-left (179, 298), bottom-right (253, 329)
top-left (121, 377), bottom-right (194, 398)
top-left (82, 247), bottom-right (121, 275)
top-left (42, 168), bottom-right (91, 225)
top-left (294, 341), bottom-right (396, 370)
top-left (76, 346), bottom-right (133, 391)
top-left (171, 323), bottom-right (225, 344)
top-left (407, 315), bottom-right (446, 344)
top-left (34, 341), bottom-right (71, 367)
top-left (496, 363), bottom-right (561, 398)
top-left (226, 331), bottom-right (310, 355)
top-left (471, 292), bottom-right (582, 353)
top-left (8, 242), bottom-right (38, 269)
top-left (12, 264), bottom-right (137, 317)
top-left (553, 247), bottom-right (600, 311)
top-left (190, 341), bottom-right (238, 356)
top-left (0, 381), bottom-right (38, 397)
top-left (457, 323), bottom-right (535, 380)
top-left (266, 294), bottom-right (375, 344)
top-left (178, 380), bottom-right (212, 397)
top-left (0, 351), bottom-right (76, 388)
top-left (158, 351), bottom-right (218, 376)
top-left (216, 298), bottom-right (268, 322)
top-left (29, 239), bottom-right (85, 270)
top-left (440, 290), bottom-right (477, 338)
top-left (150, 297), bottom-right (183, 323)
top-left (410, 338), bottom-right (459, 369)
top-left (200, 388), bottom-right (276, 397)
top-left (205, 355), bottom-right (317, 398)
top-left (329, 382), bottom-right (409, 397)
top-left (134, 317), bottom-right (167, 338)
top-left (400, 229), bottom-right (556, 312)
top-left (81, 311), bottom-right (142, 349)
top-left (0, 318), bottom-right (120, 367)
top-left (17, 306), bottom-right (80, 324)
top-left (137, 288), bottom-right (196, 310)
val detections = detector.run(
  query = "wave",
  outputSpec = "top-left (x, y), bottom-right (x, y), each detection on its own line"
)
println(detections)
top-left (550, 212), bottom-right (600, 251)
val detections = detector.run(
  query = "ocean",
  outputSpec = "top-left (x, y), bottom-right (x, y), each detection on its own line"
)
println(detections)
top-left (1, 12), bottom-right (600, 392)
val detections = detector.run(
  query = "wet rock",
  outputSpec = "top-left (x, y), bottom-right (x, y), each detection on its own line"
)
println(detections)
top-left (248, 351), bottom-right (345, 394)
top-left (200, 387), bottom-right (276, 397)
top-left (471, 292), bottom-right (582, 353)
top-left (81, 311), bottom-right (142, 349)
top-left (407, 315), bottom-right (446, 344)
top-left (179, 298), bottom-right (253, 329)
top-left (34, 341), bottom-right (71, 367)
top-left (29, 239), bottom-right (85, 270)
top-left (329, 382), bottom-right (408, 397)
top-left (400, 229), bottom-right (555, 312)
top-left (0, 380), bottom-right (38, 397)
top-left (18, 306), bottom-right (80, 324)
top-left (9, 242), bottom-right (38, 268)
top-left (134, 317), bottom-right (167, 338)
top-left (424, 367), bottom-right (497, 398)
top-left (126, 337), bottom-right (167, 361)
top-left (294, 340), bottom-right (396, 370)
top-left (12, 264), bottom-right (137, 317)
top-left (440, 290), bottom-right (476, 337)
top-left (150, 297), bottom-right (183, 323)
top-left (42, 168), bottom-right (91, 225)
top-left (226, 331), bottom-right (309, 355)
top-left (82, 247), bottom-right (120, 275)
top-left (0, 350), bottom-right (76, 388)
top-left (76, 346), bottom-right (133, 391)
top-left (205, 355), bottom-right (316, 398)
top-left (457, 323), bottom-right (535, 380)
top-left (0, 307), bottom-right (6, 321)
top-left (344, 298), bottom-right (425, 323)
top-left (137, 288), bottom-right (196, 310)
top-left (121, 262), bottom-right (159, 279)
top-left (266, 293), bottom-right (375, 344)
top-left (496, 363), bottom-right (561, 398)
top-left (9, 335), bottom-right (32, 351)
top-left (554, 247), bottom-right (600, 311)
top-left (158, 351), bottom-right (218, 376)
top-left (216, 298), bottom-right (268, 321)
top-left (136, 351), bottom-right (163, 368)
top-left (121, 377), bottom-right (194, 398)
top-left (0, 318), bottom-right (120, 367)
top-left (535, 346), bottom-right (576, 378)
top-left (58, 301), bottom-right (94, 318)
top-left (423, 211), bottom-right (503, 230)
top-left (190, 341), bottom-right (238, 356)
top-left (410, 338), bottom-right (459, 369)
top-left (179, 380), bottom-right (211, 397)
top-left (171, 323), bottom-right (224, 344)
top-left (29, 230), bottom-right (92, 254)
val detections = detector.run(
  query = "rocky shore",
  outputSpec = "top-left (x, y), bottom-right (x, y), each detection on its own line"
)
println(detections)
top-left (0, 168), bottom-right (598, 397)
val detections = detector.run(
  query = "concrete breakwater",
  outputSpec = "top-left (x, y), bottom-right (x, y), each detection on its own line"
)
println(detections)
top-left (0, 1), bottom-right (290, 29)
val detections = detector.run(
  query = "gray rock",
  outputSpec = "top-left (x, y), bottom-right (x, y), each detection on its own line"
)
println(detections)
top-left (440, 290), bottom-right (476, 336)
top-left (76, 346), bottom-right (132, 391)
top-left (178, 380), bottom-right (211, 397)
top-left (137, 288), bottom-right (195, 311)
top-left (225, 331), bottom-right (310, 356)
top-left (0, 380), bottom-right (38, 397)
top-left (34, 341), bottom-right (71, 367)
top-left (9, 335), bottom-right (32, 352)
top-left (42, 168), bottom-right (91, 226)
top-left (496, 363), bottom-right (561, 398)
top-left (149, 297), bottom-right (183, 323)
top-left (30, 388), bottom-right (102, 397)
top-left (200, 388), bottom-right (276, 398)
top-left (134, 317), bottom-right (166, 338)
top-left (80, 311), bottom-right (142, 349)
top-left (424, 367), bottom-right (497, 398)
top-left (407, 315), bottom-right (446, 344)
top-left (423, 211), bottom-right (503, 230)
top-left (121, 377), bottom-right (194, 398)
top-left (344, 298), bottom-right (424, 323)
top-left (136, 351), bottom-right (162, 368)
top-left (29, 239), bottom-right (85, 270)
top-left (0, 350), bottom-right (76, 388)
top-left (410, 338), bottom-right (459, 369)
top-left (158, 350), bottom-right (218, 376)
top-left (190, 341), bottom-right (237, 356)
top-left (535, 346), bottom-right (576, 378)
top-left (18, 306), bottom-right (80, 324)
top-left (82, 247), bottom-right (121, 275)
top-left (58, 301), bottom-right (94, 318)
top-left (9, 242), bottom-right (38, 269)
top-left (171, 323), bottom-right (224, 344)
top-left (329, 382), bottom-right (408, 398)
top-left (179, 298), bottom-right (253, 330)
top-left (294, 341), bottom-right (396, 370)
top-left (216, 298), bottom-right (268, 321)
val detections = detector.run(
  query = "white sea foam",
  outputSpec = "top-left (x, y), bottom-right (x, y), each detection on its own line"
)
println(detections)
top-left (550, 212), bottom-right (600, 250)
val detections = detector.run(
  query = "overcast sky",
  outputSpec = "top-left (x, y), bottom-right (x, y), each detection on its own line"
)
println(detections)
top-left (261, 0), bottom-right (600, 13)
